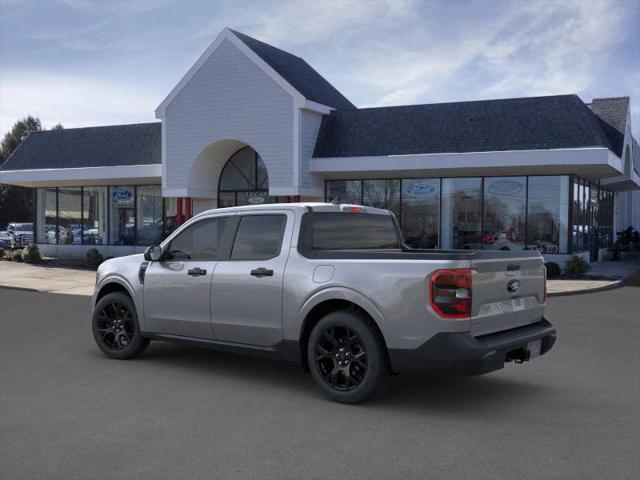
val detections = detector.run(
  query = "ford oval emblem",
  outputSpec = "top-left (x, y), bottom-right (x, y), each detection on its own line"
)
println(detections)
top-left (405, 183), bottom-right (437, 198)
top-left (507, 279), bottom-right (521, 293)
top-left (488, 180), bottom-right (523, 196)
top-left (111, 189), bottom-right (133, 200)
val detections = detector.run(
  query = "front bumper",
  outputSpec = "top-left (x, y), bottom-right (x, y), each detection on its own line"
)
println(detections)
top-left (388, 318), bottom-right (556, 375)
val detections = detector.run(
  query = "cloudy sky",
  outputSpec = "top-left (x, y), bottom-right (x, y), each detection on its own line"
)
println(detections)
top-left (1, 0), bottom-right (639, 136)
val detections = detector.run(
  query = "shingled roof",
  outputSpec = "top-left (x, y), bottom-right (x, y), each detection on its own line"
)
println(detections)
top-left (230, 29), bottom-right (355, 111)
top-left (590, 97), bottom-right (630, 157)
top-left (0, 122), bottom-right (161, 171)
top-left (313, 94), bottom-right (617, 158)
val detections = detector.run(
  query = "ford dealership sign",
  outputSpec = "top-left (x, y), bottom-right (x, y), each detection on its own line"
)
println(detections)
top-left (488, 179), bottom-right (523, 196)
top-left (405, 182), bottom-right (438, 198)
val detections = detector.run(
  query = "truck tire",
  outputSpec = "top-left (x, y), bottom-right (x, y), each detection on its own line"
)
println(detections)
top-left (308, 310), bottom-right (388, 403)
top-left (92, 292), bottom-right (150, 360)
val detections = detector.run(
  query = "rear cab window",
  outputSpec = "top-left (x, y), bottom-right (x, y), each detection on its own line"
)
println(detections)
top-left (299, 212), bottom-right (401, 256)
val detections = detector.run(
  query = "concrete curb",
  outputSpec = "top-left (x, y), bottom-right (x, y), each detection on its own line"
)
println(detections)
top-left (0, 285), bottom-right (93, 296)
top-left (547, 279), bottom-right (624, 297)
top-left (0, 285), bottom-right (41, 293)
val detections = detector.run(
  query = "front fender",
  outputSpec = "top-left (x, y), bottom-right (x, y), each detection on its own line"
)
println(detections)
top-left (93, 274), bottom-right (146, 331)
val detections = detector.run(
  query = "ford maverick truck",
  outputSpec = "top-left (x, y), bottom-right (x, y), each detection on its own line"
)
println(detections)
top-left (91, 203), bottom-right (556, 403)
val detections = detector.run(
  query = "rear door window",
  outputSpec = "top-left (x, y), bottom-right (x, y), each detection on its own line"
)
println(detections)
top-left (231, 215), bottom-right (287, 260)
top-left (310, 213), bottom-right (400, 250)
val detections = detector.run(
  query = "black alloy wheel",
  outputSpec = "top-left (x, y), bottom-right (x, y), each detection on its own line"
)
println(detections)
top-left (308, 310), bottom-right (388, 403)
top-left (96, 300), bottom-right (136, 351)
top-left (314, 326), bottom-right (368, 391)
top-left (92, 291), bottom-right (149, 359)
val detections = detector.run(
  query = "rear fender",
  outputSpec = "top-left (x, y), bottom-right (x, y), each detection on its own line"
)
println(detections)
top-left (299, 286), bottom-right (386, 337)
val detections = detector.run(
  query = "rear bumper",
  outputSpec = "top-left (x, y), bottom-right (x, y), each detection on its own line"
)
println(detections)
top-left (388, 318), bottom-right (556, 375)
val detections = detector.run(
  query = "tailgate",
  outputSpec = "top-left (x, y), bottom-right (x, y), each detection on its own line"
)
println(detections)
top-left (470, 254), bottom-right (545, 336)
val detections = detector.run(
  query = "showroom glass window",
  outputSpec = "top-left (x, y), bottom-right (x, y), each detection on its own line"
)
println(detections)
top-left (217, 147), bottom-right (278, 207)
top-left (589, 183), bottom-right (599, 254)
top-left (401, 179), bottom-right (440, 248)
top-left (136, 185), bottom-right (163, 245)
top-left (57, 187), bottom-right (82, 245)
top-left (36, 188), bottom-right (57, 244)
top-left (573, 177), bottom-right (589, 252)
top-left (597, 190), bottom-right (613, 248)
top-left (325, 180), bottom-right (362, 204)
top-left (82, 187), bottom-right (107, 245)
top-left (483, 177), bottom-right (526, 250)
top-left (441, 178), bottom-right (482, 249)
top-left (164, 197), bottom-right (177, 238)
top-left (527, 176), bottom-right (569, 254)
top-left (109, 186), bottom-right (136, 245)
top-left (584, 181), bottom-right (591, 251)
top-left (362, 180), bottom-right (401, 218)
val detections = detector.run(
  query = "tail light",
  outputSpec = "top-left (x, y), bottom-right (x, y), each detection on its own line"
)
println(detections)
top-left (430, 269), bottom-right (472, 318)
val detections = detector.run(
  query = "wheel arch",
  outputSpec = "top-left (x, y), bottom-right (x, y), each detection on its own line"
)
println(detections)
top-left (298, 288), bottom-right (389, 372)
top-left (95, 276), bottom-right (136, 305)
top-left (94, 276), bottom-right (148, 332)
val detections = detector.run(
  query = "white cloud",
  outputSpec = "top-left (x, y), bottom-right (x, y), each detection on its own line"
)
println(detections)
top-left (0, 0), bottom-right (637, 138)
top-left (0, 72), bottom-right (158, 132)
top-left (250, 0), bottom-right (411, 46)
top-left (341, 0), bottom-right (627, 107)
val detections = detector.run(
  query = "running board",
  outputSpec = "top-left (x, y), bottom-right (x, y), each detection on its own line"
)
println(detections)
top-left (142, 332), bottom-right (300, 363)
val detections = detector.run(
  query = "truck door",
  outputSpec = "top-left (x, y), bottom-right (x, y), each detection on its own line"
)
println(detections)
top-left (211, 211), bottom-right (292, 346)
top-left (143, 215), bottom-right (235, 338)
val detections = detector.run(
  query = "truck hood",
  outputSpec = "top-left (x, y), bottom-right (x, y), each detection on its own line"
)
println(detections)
top-left (98, 253), bottom-right (145, 275)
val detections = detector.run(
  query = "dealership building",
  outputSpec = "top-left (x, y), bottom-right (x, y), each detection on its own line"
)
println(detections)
top-left (1, 28), bottom-right (638, 265)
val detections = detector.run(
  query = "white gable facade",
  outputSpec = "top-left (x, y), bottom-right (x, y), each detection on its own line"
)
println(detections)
top-left (156, 29), bottom-right (328, 205)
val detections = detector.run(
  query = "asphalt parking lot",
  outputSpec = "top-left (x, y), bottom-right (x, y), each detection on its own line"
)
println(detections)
top-left (1, 286), bottom-right (639, 480)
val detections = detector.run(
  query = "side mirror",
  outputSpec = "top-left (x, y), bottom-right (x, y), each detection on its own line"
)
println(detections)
top-left (144, 245), bottom-right (162, 261)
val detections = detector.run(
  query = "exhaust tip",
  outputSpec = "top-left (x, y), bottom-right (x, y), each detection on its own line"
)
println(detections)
top-left (505, 347), bottom-right (530, 364)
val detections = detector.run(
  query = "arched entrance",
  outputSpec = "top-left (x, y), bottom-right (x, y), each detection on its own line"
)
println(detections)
top-left (217, 146), bottom-right (281, 207)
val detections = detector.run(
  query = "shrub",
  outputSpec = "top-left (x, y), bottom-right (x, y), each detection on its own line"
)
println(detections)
top-left (12, 250), bottom-right (23, 262)
top-left (563, 255), bottom-right (590, 278)
top-left (85, 248), bottom-right (104, 270)
top-left (544, 262), bottom-right (561, 279)
top-left (0, 247), bottom-right (5, 260)
top-left (21, 243), bottom-right (42, 264)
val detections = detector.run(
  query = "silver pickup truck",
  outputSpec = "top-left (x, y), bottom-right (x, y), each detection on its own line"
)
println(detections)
top-left (92, 203), bottom-right (556, 403)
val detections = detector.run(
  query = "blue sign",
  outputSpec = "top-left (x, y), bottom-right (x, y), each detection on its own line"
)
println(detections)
top-left (112, 188), bottom-right (134, 207)
top-left (405, 182), bottom-right (438, 198)
top-left (112, 189), bottom-right (133, 200)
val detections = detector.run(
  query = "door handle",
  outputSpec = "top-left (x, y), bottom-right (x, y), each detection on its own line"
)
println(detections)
top-left (250, 268), bottom-right (274, 277)
top-left (187, 267), bottom-right (207, 276)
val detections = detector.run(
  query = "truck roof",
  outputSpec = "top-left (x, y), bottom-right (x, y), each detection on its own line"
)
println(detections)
top-left (193, 202), bottom-right (393, 219)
